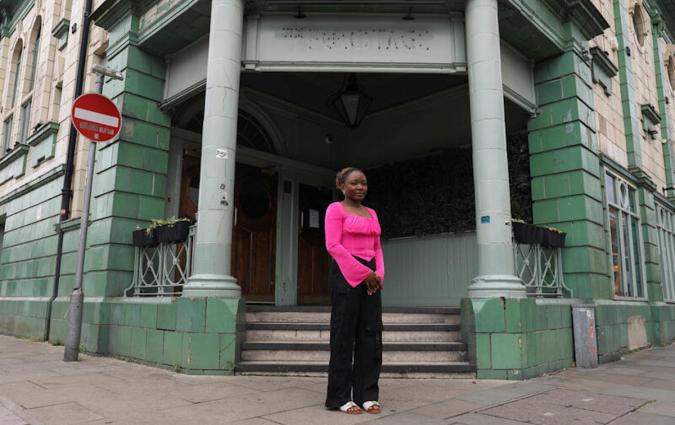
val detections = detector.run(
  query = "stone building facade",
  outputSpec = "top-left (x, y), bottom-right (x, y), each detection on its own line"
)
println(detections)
top-left (0, 0), bottom-right (675, 379)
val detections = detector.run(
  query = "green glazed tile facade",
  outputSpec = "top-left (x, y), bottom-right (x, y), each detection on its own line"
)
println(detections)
top-left (3, 0), bottom-right (675, 381)
top-left (529, 47), bottom-right (611, 300)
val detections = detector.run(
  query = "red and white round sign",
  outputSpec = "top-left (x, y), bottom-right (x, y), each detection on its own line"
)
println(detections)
top-left (71, 93), bottom-right (121, 142)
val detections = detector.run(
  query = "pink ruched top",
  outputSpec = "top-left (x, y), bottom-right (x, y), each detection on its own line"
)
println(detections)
top-left (324, 202), bottom-right (385, 288)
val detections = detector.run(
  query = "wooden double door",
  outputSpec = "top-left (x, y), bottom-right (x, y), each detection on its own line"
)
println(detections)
top-left (297, 184), bottom-right (333, 304)
top-left (231, 177), bottom-right (333, 304)
top-left (180, 158), bottom-right (334, 304)
top-left (231, 164), bottom-right (278, 303)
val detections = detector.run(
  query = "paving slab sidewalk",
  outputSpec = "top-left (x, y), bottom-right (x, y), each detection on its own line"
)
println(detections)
top-left (0, 335), bottom-right (674, 425)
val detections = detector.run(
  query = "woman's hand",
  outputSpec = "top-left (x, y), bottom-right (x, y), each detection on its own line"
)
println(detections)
top-left (364, 273), bottom-right (380, 295)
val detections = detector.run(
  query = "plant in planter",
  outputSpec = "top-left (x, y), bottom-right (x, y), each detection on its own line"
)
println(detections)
top-left (153, 217), bottom-right (192, 244)
top-left (541, 226), bottom-right (566, 248)
top-left (132, 224), bottom-right (157, 247)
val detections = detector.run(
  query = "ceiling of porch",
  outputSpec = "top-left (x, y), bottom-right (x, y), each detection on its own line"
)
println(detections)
top-left (173, 71), bottom-right (531, 171)
top-left (240, 72), bottom-right (468, 122)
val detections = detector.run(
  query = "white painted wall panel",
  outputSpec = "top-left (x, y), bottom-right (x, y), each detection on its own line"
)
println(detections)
top-left (165, 35), bottom-right (209, 100)
top-left (501, 42), bottom-right (535, 110)
top-left (381, 232), bottom-right (477, 307)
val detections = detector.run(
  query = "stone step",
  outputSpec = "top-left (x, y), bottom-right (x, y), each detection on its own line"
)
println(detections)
top-left (245, 323), bottom-right (460, 343)
top-left (246, 305), bottom-right (461, 315)
top-left (246, 322), bottom-right (460, 332)
top-left (241, 349), bottom-right (466, 362)
top-left (236, 361), bottom-right (476, 378)
top-left (245, 311), bottom-right (460, 324)
top-left (241, 341), bottom-right (466, 351)
top-left (240, 341), bottom-right (466, 362)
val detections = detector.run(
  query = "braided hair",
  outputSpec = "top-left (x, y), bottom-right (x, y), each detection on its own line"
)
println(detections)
top-left (335, 167), bottom-right (363, 190)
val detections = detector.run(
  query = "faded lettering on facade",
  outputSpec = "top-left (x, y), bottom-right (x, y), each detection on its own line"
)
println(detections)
top-left (275, 27), bottom-right (432, 53)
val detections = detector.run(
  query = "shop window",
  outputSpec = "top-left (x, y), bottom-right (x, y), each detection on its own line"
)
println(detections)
top-left (656, 203), bottom-right (675, 302)
top-left (605, 171), bottom-right (645, 298)
top-left (632, 4), bottom-right (648, 47)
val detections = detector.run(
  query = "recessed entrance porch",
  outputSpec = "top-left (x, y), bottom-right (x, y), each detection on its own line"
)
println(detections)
top-left (136, 70), bottom-right (532, 307)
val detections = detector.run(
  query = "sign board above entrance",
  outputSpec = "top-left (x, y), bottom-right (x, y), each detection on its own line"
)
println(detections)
top-left (242, 15), bottom-right (467, 73)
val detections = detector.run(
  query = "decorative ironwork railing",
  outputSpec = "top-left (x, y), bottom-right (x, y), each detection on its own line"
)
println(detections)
top-left (126, 225), bottom-right (196, 297)
top-left (514, 242), bottom-right (571, 298)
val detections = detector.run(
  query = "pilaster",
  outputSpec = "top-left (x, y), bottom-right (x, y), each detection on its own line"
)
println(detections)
top-left (529, 47), bottom-right (610, 299)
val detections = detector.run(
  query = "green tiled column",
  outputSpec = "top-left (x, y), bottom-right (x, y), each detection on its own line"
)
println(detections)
top-left (88, 7), bottom-right (171, 298)
top-left (652, 18), bottom-right (675, 199)
top-left (528, 47), bottom-right (610, 299)
top-left (636, 182), bottom-right (662, 302)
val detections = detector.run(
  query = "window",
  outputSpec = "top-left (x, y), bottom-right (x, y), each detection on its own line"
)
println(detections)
top-left (26, 23), bottom-right (40, 93)
top-left (19, 100), bottom-right (31, 143)
top-left (605, 171), bottom-right (645, 298)
top-left (2, 117), bottom-right (13, 154)
top-left (632, 4), bottom-right (648, 47)
top-left (657, 204), bottom-right (675, 302)
top-left (668, 56), bottom-right (675, 91)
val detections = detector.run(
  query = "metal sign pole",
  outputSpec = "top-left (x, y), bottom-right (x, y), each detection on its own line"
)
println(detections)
top-left (64, 66), bottom-right (123, 362)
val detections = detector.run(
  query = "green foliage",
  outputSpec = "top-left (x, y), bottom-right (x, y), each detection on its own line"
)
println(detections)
top-left (145, 217), bottom-right (191, 235)
top-left (508, 133), bottom-right (533, 224)
top-left (365, 136), bottom-right (533, 239)
top-left (366, 148), bottom-right (475, 239)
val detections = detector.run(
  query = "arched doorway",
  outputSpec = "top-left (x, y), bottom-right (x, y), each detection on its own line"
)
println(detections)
top-left (172, 96), bottom-right (278, 302)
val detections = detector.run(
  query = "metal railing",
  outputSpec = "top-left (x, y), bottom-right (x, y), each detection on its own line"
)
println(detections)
top-left (514, 242), bottom-right (571, 298)
top-left (126, 225), bottom-right (196, 297)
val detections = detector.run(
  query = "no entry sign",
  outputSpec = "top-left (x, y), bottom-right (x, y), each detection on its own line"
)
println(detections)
top-left (71, 93), bottom-right (121, 142)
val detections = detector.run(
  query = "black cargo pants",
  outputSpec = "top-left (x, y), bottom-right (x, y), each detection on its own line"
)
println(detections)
top-left (325, 257), bottom-right (383, 409)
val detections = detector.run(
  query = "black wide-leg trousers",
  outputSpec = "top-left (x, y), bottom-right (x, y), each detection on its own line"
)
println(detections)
top-left (325, 258), bottom-right (383, 409)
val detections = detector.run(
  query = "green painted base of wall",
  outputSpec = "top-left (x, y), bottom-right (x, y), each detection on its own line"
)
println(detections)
top-left (462, 297), bottom-right (675, 380)
top-left (47, 296), bottom-right (246, 374)
top-left (461, 298), bottom-right (574, 380)
top-left (0, 297), bottom-right (50, 339)
top-left (595, 301), bottom-right (675, 363)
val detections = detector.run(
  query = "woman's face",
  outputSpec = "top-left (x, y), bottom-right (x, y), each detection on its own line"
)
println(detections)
top-left (343, 170), bottom-right (368, 202)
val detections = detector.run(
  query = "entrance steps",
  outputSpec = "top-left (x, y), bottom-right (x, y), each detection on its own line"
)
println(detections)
top-left (236, 305), bottom-right (475, 378)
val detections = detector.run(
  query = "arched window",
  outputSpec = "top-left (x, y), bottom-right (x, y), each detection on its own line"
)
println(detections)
top-left (668, 55), bottom-right (675, 91)
top-left (26, 18), bottom-right (41, 93)
top-left (632, 4), bottom-right (648, 47)
top-left (237, 110), bottom-right (276, 154)
top-left (7, 40), bottom-right (23, 107)
top-left (172, 93), bottom-right (277, 154)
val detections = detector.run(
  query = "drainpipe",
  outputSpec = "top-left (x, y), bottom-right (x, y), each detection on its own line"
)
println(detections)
top-left (45, 0), bottom-right (94, 341)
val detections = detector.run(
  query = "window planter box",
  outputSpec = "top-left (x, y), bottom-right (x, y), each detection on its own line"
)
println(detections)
top-left (155, 221), bottom-right (190, 243)
top-left (513, 222), bottom-right (566, 248)
top-left (541, 230), bottom-right (566, 248)
top-left (132, 228), bottom-right (156, 247)
top-left (513, 222), bottom-right (544, 245)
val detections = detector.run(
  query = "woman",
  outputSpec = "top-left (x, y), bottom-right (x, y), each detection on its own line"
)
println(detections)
top-left (324, 167), bottom-right (384, 415)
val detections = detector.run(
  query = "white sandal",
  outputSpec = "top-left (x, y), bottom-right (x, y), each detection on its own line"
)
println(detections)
top-left (339, 401), bottom-right (362, 414)
top-left (362, 401), bottom-right (381, 414)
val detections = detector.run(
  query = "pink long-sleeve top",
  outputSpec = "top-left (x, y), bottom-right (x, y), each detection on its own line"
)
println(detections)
top-left (324, 202), bottom-right (385, 288)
